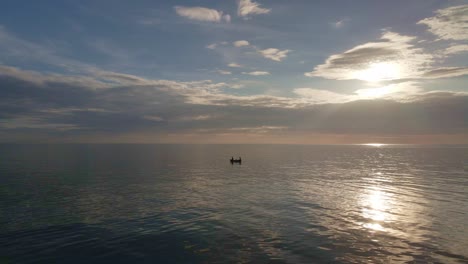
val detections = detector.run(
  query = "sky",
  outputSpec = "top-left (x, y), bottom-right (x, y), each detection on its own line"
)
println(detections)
top-left (0, 0), bottom-right (467, 144)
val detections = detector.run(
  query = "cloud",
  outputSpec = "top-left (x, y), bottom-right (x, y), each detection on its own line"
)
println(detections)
top-left (444, 45), bottom-right (468, 55)
top-left (174, 6), bottom-right (229, 22)
top-left (206, 38), bottom-right (291, 64)
top-left (143, 115), bottom-right (164, 122)
top-left (0, 116), bottom-right (81, 131)
top-left (258, 48), bottom-right (290, 61)
top-left (354, 82), bottom-right (423, 101)
top-left (294, 88), bottom-right (353, 104)
top-left (242, 71), bottom-right (270, 76)
top-left (206, 41), bottom-right (231, 50)
top-left (233, 40), bottom-right (250, 47)
top-left (422, 67), bottom-right (468, 79)
top-left (1, 66), bottom-right (467, 144)
top-left (417, 5), bottom-right (468, 40)
top-left (217, 70), bottom-right (232, 75)
top-left (228, 63), bottom-right (242, 68)
top-left (94, 71), bottom-right (155, 85)
top-left (0, 65), bottom-right (110, 89)
top-left (225, 126), bottom-right (287, 133)
top-left (177, 115), bottom-right (215, 121)
top-left (237, 0), bottom-right (271, 18)
top-left (206, 43), bottom-right (217, 49)
top-left (331, 19), bottom-right (347, 28)
top-left (229, 84), bottom-right (245, 89)
top-left (305, 31), bottom-right (433, 80)
top-left (0, 26), bottom-right (93, 73)
top-left (294, 82), bottom-right (423, 104)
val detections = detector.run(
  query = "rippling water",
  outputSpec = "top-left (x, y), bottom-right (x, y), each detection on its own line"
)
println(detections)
top-left (1, 144), bottom-right (467, 263)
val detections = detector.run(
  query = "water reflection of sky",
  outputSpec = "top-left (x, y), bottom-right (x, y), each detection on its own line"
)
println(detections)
top-left (2, 145), bottom-right (467, 263)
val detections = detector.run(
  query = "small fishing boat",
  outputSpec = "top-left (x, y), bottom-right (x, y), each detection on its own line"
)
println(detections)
top-left (230, 157), bottom-right (242, 163)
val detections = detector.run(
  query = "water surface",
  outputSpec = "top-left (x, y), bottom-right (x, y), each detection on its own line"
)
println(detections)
top-left (1, 144), bottom-right (467, 263)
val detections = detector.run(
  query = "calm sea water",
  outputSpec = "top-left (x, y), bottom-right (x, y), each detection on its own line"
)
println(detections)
top-left (0, 144), bottom-right (467, 263)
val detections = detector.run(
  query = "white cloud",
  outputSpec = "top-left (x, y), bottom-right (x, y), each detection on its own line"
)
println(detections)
top-left (444, 45), bottom-right (468, 55)
top-left (418, 5), bottom-right (468, 40)
top-left (258, 48), bottom-right (290, 61)
top-left (0, 116), bottom-right (80, 131)
top-left (237, 0), bottom-right (271, 18)
top-left (143, 115), bottom-right (164, 122)
top-left (177, 115), bottom-right (215, 121)
top-left (0, 65), bottom-right (114, 89)
top-left (294, 88), bottom-right (353, 104)
top-left (305, 32), bottom-right (433, 80)
top-left (2, 64), bottom-right (467, 116)
top-left (217, 70), bottom-right (232, 75)
top-left (227, 126), bottom-right (287, 133)
top-left (295, 82), bottom-right (424, 103)
top-left (174, 6), bottom-right (229, 22)
top-left (233, 40), bottom-right (250, 47)
top-left (206, 42), bottom-right (231, 49)
top-left (243, 71), bottom-right (270, 76)
top-left (331, 19), bottom-right (347, 28)
top-left (206, 43), bottom-right (217, 49)
top-left (422, 67), bottom-right (468, 79)
top-left (228, 63), bottom-right (242, 68)
top-left (229, 84), bottom-right (245, 89)
top-left (0, 26), bottom-right (94, 74)
top-left (354, 82), bottom-right (422, 101)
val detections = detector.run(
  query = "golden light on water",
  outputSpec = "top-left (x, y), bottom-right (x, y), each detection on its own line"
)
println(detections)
top-left (363, 222), bottom-right (385, 231)
top-left (363, 190), bottom-right (387, 220)
top-left (361, 188), bottom-right (390, 231)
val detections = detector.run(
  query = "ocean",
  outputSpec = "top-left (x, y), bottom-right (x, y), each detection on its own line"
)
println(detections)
top-left (0, 144), bottom-right (467, 263)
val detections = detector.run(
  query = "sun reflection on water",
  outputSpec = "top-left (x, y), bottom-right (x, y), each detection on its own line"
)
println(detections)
top-left (363, 189), bottom-right (387, 221)
top-left (362, 143), bottom-right (386, 147)
top-left (363, 222), bottom-right (385, 231)
top-left (360, 184), bottom-right (393, 232)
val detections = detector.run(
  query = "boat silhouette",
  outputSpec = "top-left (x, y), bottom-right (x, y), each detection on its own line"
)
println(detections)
top-left (230, 157), bottom-right (242, 164)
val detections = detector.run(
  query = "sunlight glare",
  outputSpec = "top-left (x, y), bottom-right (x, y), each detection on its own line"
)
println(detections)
top-left (361, 188), bottom-right (390, 232)
top-left (356, 86), bottom-right (393, 99)
top-left (363, 143), bottom-right (386, 147)
top-left (353, 62), bottom-right (402, 82)
top-left (363, 190), bottom-right (387, 221)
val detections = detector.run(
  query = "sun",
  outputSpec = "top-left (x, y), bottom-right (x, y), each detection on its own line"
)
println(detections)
top-left (354, 62), bottom-right (402, 82)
